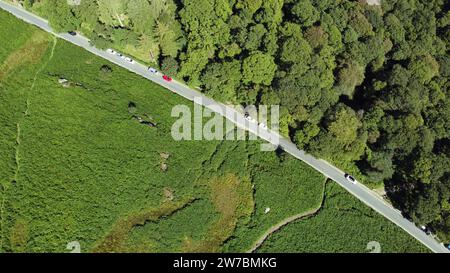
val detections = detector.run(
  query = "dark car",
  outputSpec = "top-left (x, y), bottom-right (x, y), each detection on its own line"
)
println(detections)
top-left (420, 225), bottom-right (431, 235)
top-left (68, 31), bottom-right (77, 36)
top-left (402, 213), bottom-right (413, 222)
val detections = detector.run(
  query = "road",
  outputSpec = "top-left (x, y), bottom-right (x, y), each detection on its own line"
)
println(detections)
top-left (0, 0), bottom-right (448, 253)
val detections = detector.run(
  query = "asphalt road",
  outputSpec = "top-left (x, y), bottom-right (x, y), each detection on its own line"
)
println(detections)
top-left (1, 0), bottom-right (448, 253)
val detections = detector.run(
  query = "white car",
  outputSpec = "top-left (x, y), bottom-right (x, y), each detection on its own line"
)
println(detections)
top-left (344, 173), bottom-right (358, 184)
top-left (124, 57), bottom-right (134, 64)
top-left (148, 67), bottom-right (158, 74)
top-left (106, 48), bottom-right (116, 54)
top-left (421, 225), bottom-right (431, 235)
top-left (259, 123), bottom-right (268, 129)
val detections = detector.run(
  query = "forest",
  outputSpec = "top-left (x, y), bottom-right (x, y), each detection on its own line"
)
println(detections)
top-left (11, 0), bottom-right (450, 243)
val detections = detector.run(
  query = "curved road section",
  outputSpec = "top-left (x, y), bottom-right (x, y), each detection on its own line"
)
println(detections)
top-left (1, 0), bottom-right (448, 253)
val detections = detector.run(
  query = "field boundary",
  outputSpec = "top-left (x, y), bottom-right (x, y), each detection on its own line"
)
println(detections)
top-left (247, 179), bottom-right (328, 253)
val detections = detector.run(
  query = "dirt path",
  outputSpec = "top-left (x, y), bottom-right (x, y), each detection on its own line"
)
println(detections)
top-left (247, 180), bottom-right (328, 253)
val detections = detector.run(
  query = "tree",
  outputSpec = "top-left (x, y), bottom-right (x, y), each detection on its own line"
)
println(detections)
top-left (291, 0), bottom-right (319, 27)
top-left (45, 0), bottom-right (79, 32)
top-left (336, 60), bottom-right (365, 98)
top-left (244, 24), bottom-right (267, 51)
top-left (309, 104), bottom-right (367, 163)
top-left (408, 54), bottom-right (440, 84)
top-left (97, 0), bottom-right (128, 28)
top-left (365, 151), bottom-right (395, 182)
top-left (154, 20), bottom-right (183, 58)
top-left (235, 0), bottom-right (262, 16)
top-left (201, 60), bottom-right (242, 102)
top-left (280, 23), bottom-right (312, 66)
top-left (179, 0), bottom-right (232, 83)
top-left (242, 52), bottom-right (277, 85)
top-left (161, 56), bottom-right (179, 76)
top-left (304, 26), bottom-right (328, 49)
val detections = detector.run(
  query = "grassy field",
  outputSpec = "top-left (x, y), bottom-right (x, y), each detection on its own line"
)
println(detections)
top-left (0, 9), bottom-right (428, 253)
top-left (257, 182), bottom-right (430, 253)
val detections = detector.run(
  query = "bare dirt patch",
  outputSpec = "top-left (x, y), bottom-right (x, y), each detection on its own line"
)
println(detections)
top-left (0, 30), bottom-right (50, 80)
top-left (94, 197), bottom-right (194, 253)
top-left (182, 174), bottom-right (254, 252)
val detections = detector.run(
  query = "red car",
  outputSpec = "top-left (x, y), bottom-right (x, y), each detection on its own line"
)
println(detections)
top-left (163, 75), bottom-right (172, 82)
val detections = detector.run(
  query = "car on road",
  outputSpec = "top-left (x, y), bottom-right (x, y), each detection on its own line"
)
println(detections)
top-left (124, 57), bottom-right (135, 64)
top-left (163, 75), bottom-right (172, 82)
top-left (421, 225), bottom-right (431, 235)
top-left (402, 213), bottom-right (414, 222)
top-left (68, 31), bottom-right (77, 36)
top-left (344, 173), bottom-right (358, 184)
top-left (148, 67), bottom-right (158, 74)
top-left (106, 48), bottom-right (116, 55)
top-left (259, 123), bottom-right (268, 129)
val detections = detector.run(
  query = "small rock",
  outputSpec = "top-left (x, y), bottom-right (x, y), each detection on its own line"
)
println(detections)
top-left (163, 188), bottom-right (174, 201)
top-left (160, 153), bottom-right (170, 160)
top-left (58, 78), bottom-right (70, 88)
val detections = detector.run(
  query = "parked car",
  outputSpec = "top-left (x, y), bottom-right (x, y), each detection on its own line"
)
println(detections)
top-left (68, 31), bottom-right (77, 36)
top-left (259, 123), bottom-right (268, 129)
top-left (124, 57), bottom-right (134, 64)
top-left (148, 67), bottom-right (158, 74)
top-left (402, 213), bottom-right (413, 222)
top-left (420, 225), bottom-right (431, 235)
top-left (163, 75), bottom-right (172, 82)
top-left (344, 173), bottom-right (358, 184)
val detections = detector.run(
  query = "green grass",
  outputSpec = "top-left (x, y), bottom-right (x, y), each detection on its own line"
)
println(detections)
top-left (0, 10), bottom-right (36, 63)
top-left (257, 182), bottom-right (430, 253)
